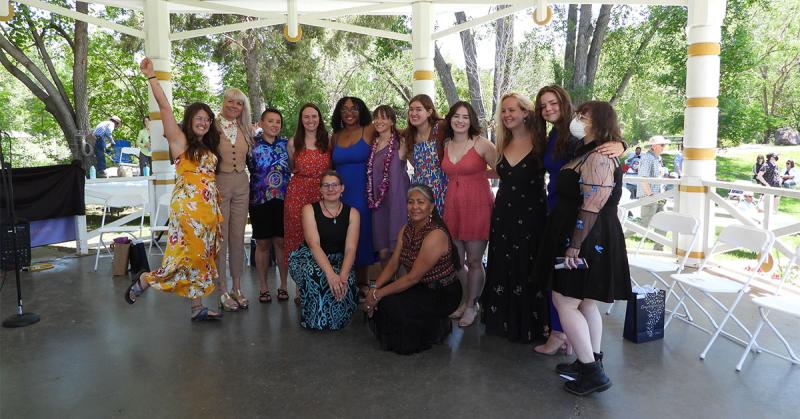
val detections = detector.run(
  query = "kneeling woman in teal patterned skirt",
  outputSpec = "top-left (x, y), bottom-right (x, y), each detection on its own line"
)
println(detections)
top-left (289, 170), bottom-right (360, 330)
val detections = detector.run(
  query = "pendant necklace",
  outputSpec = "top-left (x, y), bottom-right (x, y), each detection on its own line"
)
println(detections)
top-left (321, 201), bottom-right (342, 224)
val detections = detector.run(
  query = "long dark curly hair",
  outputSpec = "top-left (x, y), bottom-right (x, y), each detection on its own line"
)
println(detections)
top-left (181, 102), bottom-right (221, 165)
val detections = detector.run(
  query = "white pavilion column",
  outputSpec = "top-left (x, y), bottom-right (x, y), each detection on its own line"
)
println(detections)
top-left (143, 0), bottom-right (175, 209)
top-left (677, 0), bottom-right (726, 263)
top-left (411, 1), bottom-right (435, 99)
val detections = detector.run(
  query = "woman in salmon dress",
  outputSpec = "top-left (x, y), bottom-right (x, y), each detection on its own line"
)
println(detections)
top-left (125, 58), bottom-right (224, 321)
top-left (441, 101), bottom-right (496, 328)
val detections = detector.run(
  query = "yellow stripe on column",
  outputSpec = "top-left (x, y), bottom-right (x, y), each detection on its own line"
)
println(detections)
top-left (154, 179), bottom-right (176, 185)
top-left (684, 148), bottom-right (716, 160)
top-left (678, 185), bottom-right (708, 193)
top-left (413, 70), bottom-right (434, 81)
top-left (154, 71), bottom-right (171, 81)
top-left (677, 248), bottom-right (705, 259)
top-left (152, 151), bottom-right (170, 161)
top-left (0, 3), bottom-right (14, 22)
top-left (148, 111), bottom-right (162, 121)
top-left (687, 97), bottom-right (718, 107)
top-left (688, 42), bottom-right (721, 56)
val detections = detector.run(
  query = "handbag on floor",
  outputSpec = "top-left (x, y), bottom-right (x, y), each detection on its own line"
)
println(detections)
top-left (623, 285), bottom-right (666, 343)
top-left (128, 240), bottom-right (150, 274)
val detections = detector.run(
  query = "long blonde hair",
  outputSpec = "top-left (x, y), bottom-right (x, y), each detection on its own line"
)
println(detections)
top-left (220, 87), bottom-right (254, 144)
top-left (494, 92), bottom-right (538, 166)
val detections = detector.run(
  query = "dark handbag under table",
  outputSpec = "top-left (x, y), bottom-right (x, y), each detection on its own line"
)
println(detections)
top-left (623, 286), bottom-right (666, 343)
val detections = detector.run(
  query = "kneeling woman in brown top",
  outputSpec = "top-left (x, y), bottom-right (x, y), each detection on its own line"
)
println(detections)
top-left (365, 184), bottom-right (463, 354)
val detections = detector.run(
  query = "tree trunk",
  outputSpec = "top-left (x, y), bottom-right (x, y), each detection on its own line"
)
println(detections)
top-left (563, 5), bottom-right (578, 88)
top-left (242, 30), bottom-right (263, 122)
top-left (610, 17), bottom-right (661, 105)
top-left (584, 5), bottom-right (612, 96)
top-left (434, 44), bottom-right (459, 107)
top-left (571, 5), bottom-right (593, 102)
top-left (492, 5), bottom-right (514, 117)
top-left (455, 12), bottom-right (486, 123)
top-left (73, 1), bottom-right (90, 165)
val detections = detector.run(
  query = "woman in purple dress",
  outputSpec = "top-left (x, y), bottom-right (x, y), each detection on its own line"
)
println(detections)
top-left (367, 105), bottom-right (410, 265)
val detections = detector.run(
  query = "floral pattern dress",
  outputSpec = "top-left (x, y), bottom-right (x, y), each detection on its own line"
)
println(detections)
top-left (283, 148), bottom-right (332, 265)
top-left (411, 123), bottom-right (447, 215)
top-left (142, 152), bottom-right (222, 298)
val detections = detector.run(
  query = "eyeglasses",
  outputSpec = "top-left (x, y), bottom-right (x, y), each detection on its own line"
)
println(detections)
top-left (341, 107), bottom-right (359, 114)
top-left (574, 113), bottom-right (589, 122)
top-left (193, 116), bottom-right (212, 123)
top-left (321, 183), bottom-right (341, 189)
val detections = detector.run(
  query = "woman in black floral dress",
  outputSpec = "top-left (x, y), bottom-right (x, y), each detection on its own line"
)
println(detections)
top-left (482, 93), bottom-right (549, 343)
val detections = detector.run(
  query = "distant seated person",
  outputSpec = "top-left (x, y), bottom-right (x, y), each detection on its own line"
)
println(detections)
top-left (365, 184), bottom-right (462, 355)
top-left (135, 116), bottom-right (152, 176)
top-left (93, 115), bottom-right (122, 178)
top-left (781, 159), bottom-right (796, 188)
top-left (737, 190), bottom-right (762, 216)
top-left (288, 170), bottom-right (360, 330)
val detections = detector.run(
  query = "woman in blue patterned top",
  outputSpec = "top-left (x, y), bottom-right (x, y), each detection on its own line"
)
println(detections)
top-left (248, 108), bottom-right (291, 303)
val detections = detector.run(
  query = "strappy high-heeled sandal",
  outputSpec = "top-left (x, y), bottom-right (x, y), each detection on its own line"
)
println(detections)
top-left (219, 292), bottom-right (240, 312)
top-left (231, 289), bottom-right (249, 309)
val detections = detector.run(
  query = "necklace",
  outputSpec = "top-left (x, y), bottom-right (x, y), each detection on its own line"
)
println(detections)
top-left (366, 131), bottom-right (397, 209)
top-left (321, 200), bottom-right (342, 224)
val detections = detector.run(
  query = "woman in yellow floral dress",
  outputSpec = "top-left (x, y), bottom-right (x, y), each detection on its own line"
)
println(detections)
top-left (124, 58), bottom-right (224, 321)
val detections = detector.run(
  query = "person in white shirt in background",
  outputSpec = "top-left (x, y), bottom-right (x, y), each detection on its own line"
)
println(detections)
top-left (637, 136), bottom-right (669, 250)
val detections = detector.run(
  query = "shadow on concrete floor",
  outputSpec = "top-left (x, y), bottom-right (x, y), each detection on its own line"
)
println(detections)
top-left (1, 249), bottom-right (798, 419)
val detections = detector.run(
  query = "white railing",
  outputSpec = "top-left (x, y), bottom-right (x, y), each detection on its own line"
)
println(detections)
top-left (621, 174), bottom-right (800, 279)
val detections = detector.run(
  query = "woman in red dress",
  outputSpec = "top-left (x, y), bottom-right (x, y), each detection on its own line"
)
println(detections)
top-left (284, 103), bottom-right (332, 303)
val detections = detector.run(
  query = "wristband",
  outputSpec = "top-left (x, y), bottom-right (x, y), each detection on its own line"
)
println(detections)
top-left (147, 76), bottom-right (157, 80)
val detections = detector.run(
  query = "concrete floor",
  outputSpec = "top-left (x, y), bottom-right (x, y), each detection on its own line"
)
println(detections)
top-left (1, 249), bottom-right (798, 419)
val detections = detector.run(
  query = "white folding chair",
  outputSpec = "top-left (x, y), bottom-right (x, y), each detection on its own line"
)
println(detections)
top-left (93, 192), bottom-right (148, 271)
top-left (736, 244), bottom-right (800, 371)
top-left (149, 192), bottom-right (172, 255)
top-left (608, 212), bottom-right (700, 315)
top-left (665, 224), bottom-right (775, 360)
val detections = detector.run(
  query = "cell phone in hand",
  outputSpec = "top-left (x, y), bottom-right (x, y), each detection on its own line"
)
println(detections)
top-left (554, 257), bottom-right (589, 270)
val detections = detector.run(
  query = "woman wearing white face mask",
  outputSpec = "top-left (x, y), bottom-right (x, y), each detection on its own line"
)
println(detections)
top-left (532, 85), bottom-right (625, 356)
top-left (536, 101), bottom-right (631, 396)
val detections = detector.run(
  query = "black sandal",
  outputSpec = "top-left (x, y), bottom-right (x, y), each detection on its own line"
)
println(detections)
top-left (191, 306), bottom-right (223, 322)
top-left (277, 289), bottom-right (289, 301)
top-left (259, 290), bottom-right (272, 303)
top-left (124, 270), bottom-right (147, 305)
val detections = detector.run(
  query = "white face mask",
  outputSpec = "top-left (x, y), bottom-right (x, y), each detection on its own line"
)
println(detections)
top-left (569, 117), bottom-right (586, 139)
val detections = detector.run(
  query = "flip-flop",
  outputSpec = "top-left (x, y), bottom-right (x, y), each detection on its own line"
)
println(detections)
top-left (190, 307), bottom-right (223, 322)
top-left (124, 270), bottom-right (147, 305)
top-left (277, 289), bottom-right (289, 301)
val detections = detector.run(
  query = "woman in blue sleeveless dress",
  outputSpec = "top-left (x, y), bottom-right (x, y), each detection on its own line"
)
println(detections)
top-left (331, 97), bottom-right (378, 288)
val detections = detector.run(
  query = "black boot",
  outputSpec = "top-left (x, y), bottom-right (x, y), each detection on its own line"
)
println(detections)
top-left (563, 360), bottom-right (611, 396)
top-left (556, 352), bottom-right (603, 378)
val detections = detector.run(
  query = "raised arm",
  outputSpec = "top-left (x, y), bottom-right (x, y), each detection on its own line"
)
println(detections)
top-left (139, 58), bottom-right (186, 159)
top-left (565, 152), bottom-right (617, 267)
